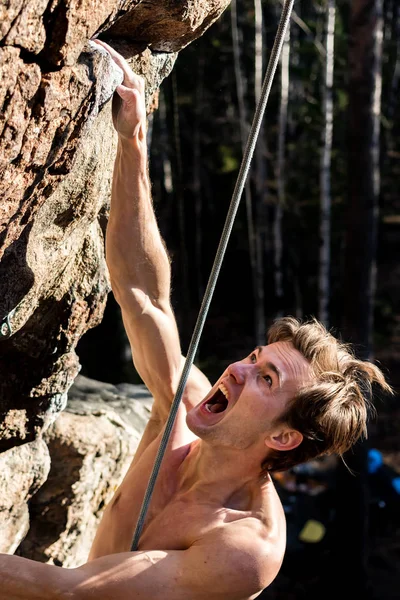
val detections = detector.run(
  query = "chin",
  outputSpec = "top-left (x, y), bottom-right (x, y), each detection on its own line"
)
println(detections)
top-left (186, 410), bottom-right (205, 437)
top-left (186, 410), bottom-right (216, 440)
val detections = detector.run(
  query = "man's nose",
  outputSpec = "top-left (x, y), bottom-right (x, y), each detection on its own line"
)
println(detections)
top-left (227, 361), bottom-right (248, 385)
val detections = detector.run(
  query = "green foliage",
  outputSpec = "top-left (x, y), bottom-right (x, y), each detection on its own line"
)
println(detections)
top-left (218, 144), bottom-right (240, 173)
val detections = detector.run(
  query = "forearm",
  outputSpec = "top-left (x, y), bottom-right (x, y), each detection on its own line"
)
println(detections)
top-left (0, 551), bottom-right (170, 600)
top-left (99, 41), bottom-right (189, 416)
top-left (106, 133), bottom-right (171, 308)
top-left (0, 554), bottom-right (64, 600)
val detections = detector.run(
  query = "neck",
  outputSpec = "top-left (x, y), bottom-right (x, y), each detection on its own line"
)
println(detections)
top-left (177, 439), bottom-right (267, 505)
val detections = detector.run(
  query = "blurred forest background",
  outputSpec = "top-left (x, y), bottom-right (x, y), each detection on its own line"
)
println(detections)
top-left (78, 0), bottom-right (399, 598)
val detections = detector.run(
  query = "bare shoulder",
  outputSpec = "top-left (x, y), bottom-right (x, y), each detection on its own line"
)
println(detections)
top-left (257, 473), bottom-right (287, 537)
top-left (188, 496), bottom-right (286, 599)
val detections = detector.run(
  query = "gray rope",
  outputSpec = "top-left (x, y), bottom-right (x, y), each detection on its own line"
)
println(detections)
top-left (130, 0), bottom-right (295, 552)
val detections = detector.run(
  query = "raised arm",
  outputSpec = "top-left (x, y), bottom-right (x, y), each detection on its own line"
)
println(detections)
top-left (97, 41), bottom-right (211, 423)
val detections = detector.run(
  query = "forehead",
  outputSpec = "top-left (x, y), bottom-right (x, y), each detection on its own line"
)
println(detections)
top-left (256, 341), bottom-right (313, 385)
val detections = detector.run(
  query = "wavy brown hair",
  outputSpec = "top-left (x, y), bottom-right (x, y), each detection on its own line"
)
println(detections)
top-left (262, 317), bottom-right (393, 473)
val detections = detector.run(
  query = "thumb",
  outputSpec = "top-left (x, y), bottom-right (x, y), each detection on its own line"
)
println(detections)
top-left (115, 84), bottom-right (136, 102)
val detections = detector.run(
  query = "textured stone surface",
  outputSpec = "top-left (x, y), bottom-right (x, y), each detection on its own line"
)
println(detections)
top-left (0, 0), bottom-right (228, 453)
top-left (17, 375), bottom-right (153, 567)
top-left (0, 0), bottom-right (230, 560)
top-left (0, 50), bottom-right (120, 451)
top-left (0, 438), bottom-right (50, 553)
top-left (0, 43), bottom-right (176, 453)
top-left (104, 0), bottom-right (232, 52)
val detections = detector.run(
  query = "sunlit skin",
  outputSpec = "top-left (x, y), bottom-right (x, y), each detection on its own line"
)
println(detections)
top-left (187, 341), bottom-right (313, 453)
top-left (86, 342), bottom-right (312, 565)
top-left (0, 42), bottom-right (315, 600)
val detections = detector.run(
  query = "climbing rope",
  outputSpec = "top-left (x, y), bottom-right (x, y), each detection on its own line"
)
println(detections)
top-left (130, 0), bottom-right (296, 552)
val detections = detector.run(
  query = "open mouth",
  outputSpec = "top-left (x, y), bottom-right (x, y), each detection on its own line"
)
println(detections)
top-left (205, 384), bottom-right (229, 414)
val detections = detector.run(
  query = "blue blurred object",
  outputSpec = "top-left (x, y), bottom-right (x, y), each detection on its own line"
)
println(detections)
top-left (368, 448), bottom-right (400, 502)
top-left (368, 448), bottom-right (383, 474)
top-left (392, 476), bottom-right (400, 495)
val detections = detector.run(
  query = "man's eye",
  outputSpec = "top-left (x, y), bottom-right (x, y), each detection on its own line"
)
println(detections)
top-left (250, 353), bottom-right (257, 363)
top-left (263, 375), bottom-right (273, 386)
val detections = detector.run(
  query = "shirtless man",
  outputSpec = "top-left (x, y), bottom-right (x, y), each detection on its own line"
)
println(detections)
top-left (0, 41), bottom-right (392, 600)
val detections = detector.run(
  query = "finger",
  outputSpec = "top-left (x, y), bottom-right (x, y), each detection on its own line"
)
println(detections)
top-left (92, 39), bottom-right (133, 84)
top-left (92, 39), bottom-right (127, 69)
top-left (116, 84), bottom-right (139, 102)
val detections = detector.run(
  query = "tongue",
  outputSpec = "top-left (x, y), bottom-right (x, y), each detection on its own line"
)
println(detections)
top-left (209, 402), bottom-right (226, 413)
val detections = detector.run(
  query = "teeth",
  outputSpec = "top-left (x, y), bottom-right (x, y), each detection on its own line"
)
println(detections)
top-left (218, 383), bottom-right (229, 400)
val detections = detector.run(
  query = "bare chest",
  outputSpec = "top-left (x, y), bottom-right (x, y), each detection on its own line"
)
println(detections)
top-left (138, 494), bottom-right (223, 551)
top-left (133, 449), bottom-right (231, 550)
top-left (107, 439), bottom-right (226, 552)
top-left (99, 437), bottom-right (279, 558)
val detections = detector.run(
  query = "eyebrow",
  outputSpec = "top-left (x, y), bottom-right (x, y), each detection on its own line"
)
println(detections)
top-left (255, 346), bottom-right (282, 386)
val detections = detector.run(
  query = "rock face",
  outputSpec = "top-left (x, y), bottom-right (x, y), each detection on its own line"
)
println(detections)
top-left (0, 438), bottom-right (50, 554)
top-left (17, 375), bottom-right (153, 566)
top-left (0, 0), bottom-right (230, 557)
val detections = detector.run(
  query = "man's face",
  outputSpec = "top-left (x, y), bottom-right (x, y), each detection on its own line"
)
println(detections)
top-left (187, 341), bottom-right (313, 451)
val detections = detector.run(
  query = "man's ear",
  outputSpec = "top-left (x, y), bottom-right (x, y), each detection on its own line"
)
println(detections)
top-left (265, 429), bottom-right (303, 452)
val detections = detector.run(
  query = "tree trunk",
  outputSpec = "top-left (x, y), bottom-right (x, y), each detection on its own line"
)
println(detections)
top-left (231, 0), bottom-right (264, 345)
top-left (332, 2), bottom-right (384, 598)
top-left (275, 26), bottom-right (290, 319)
top-left (341, 0), bottom-right (384, 357)
top-left (318, 0), bottom-right (336, 327)
top-left (386, 1), bottom-right (400, 135)
top-left (253, 0), bottom-right (267, 342)
top-left (193, 50), bottom-right (206, 306)
top-left (170, 71), bottom-right (191, 341)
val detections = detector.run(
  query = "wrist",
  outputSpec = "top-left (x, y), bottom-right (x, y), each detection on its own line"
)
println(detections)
top-left (118, 118), bottom-right (147, 147)
top-left (118, 126), bottom-right (147, 157)
top-left (116, 129), bottom-right (149, 181)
